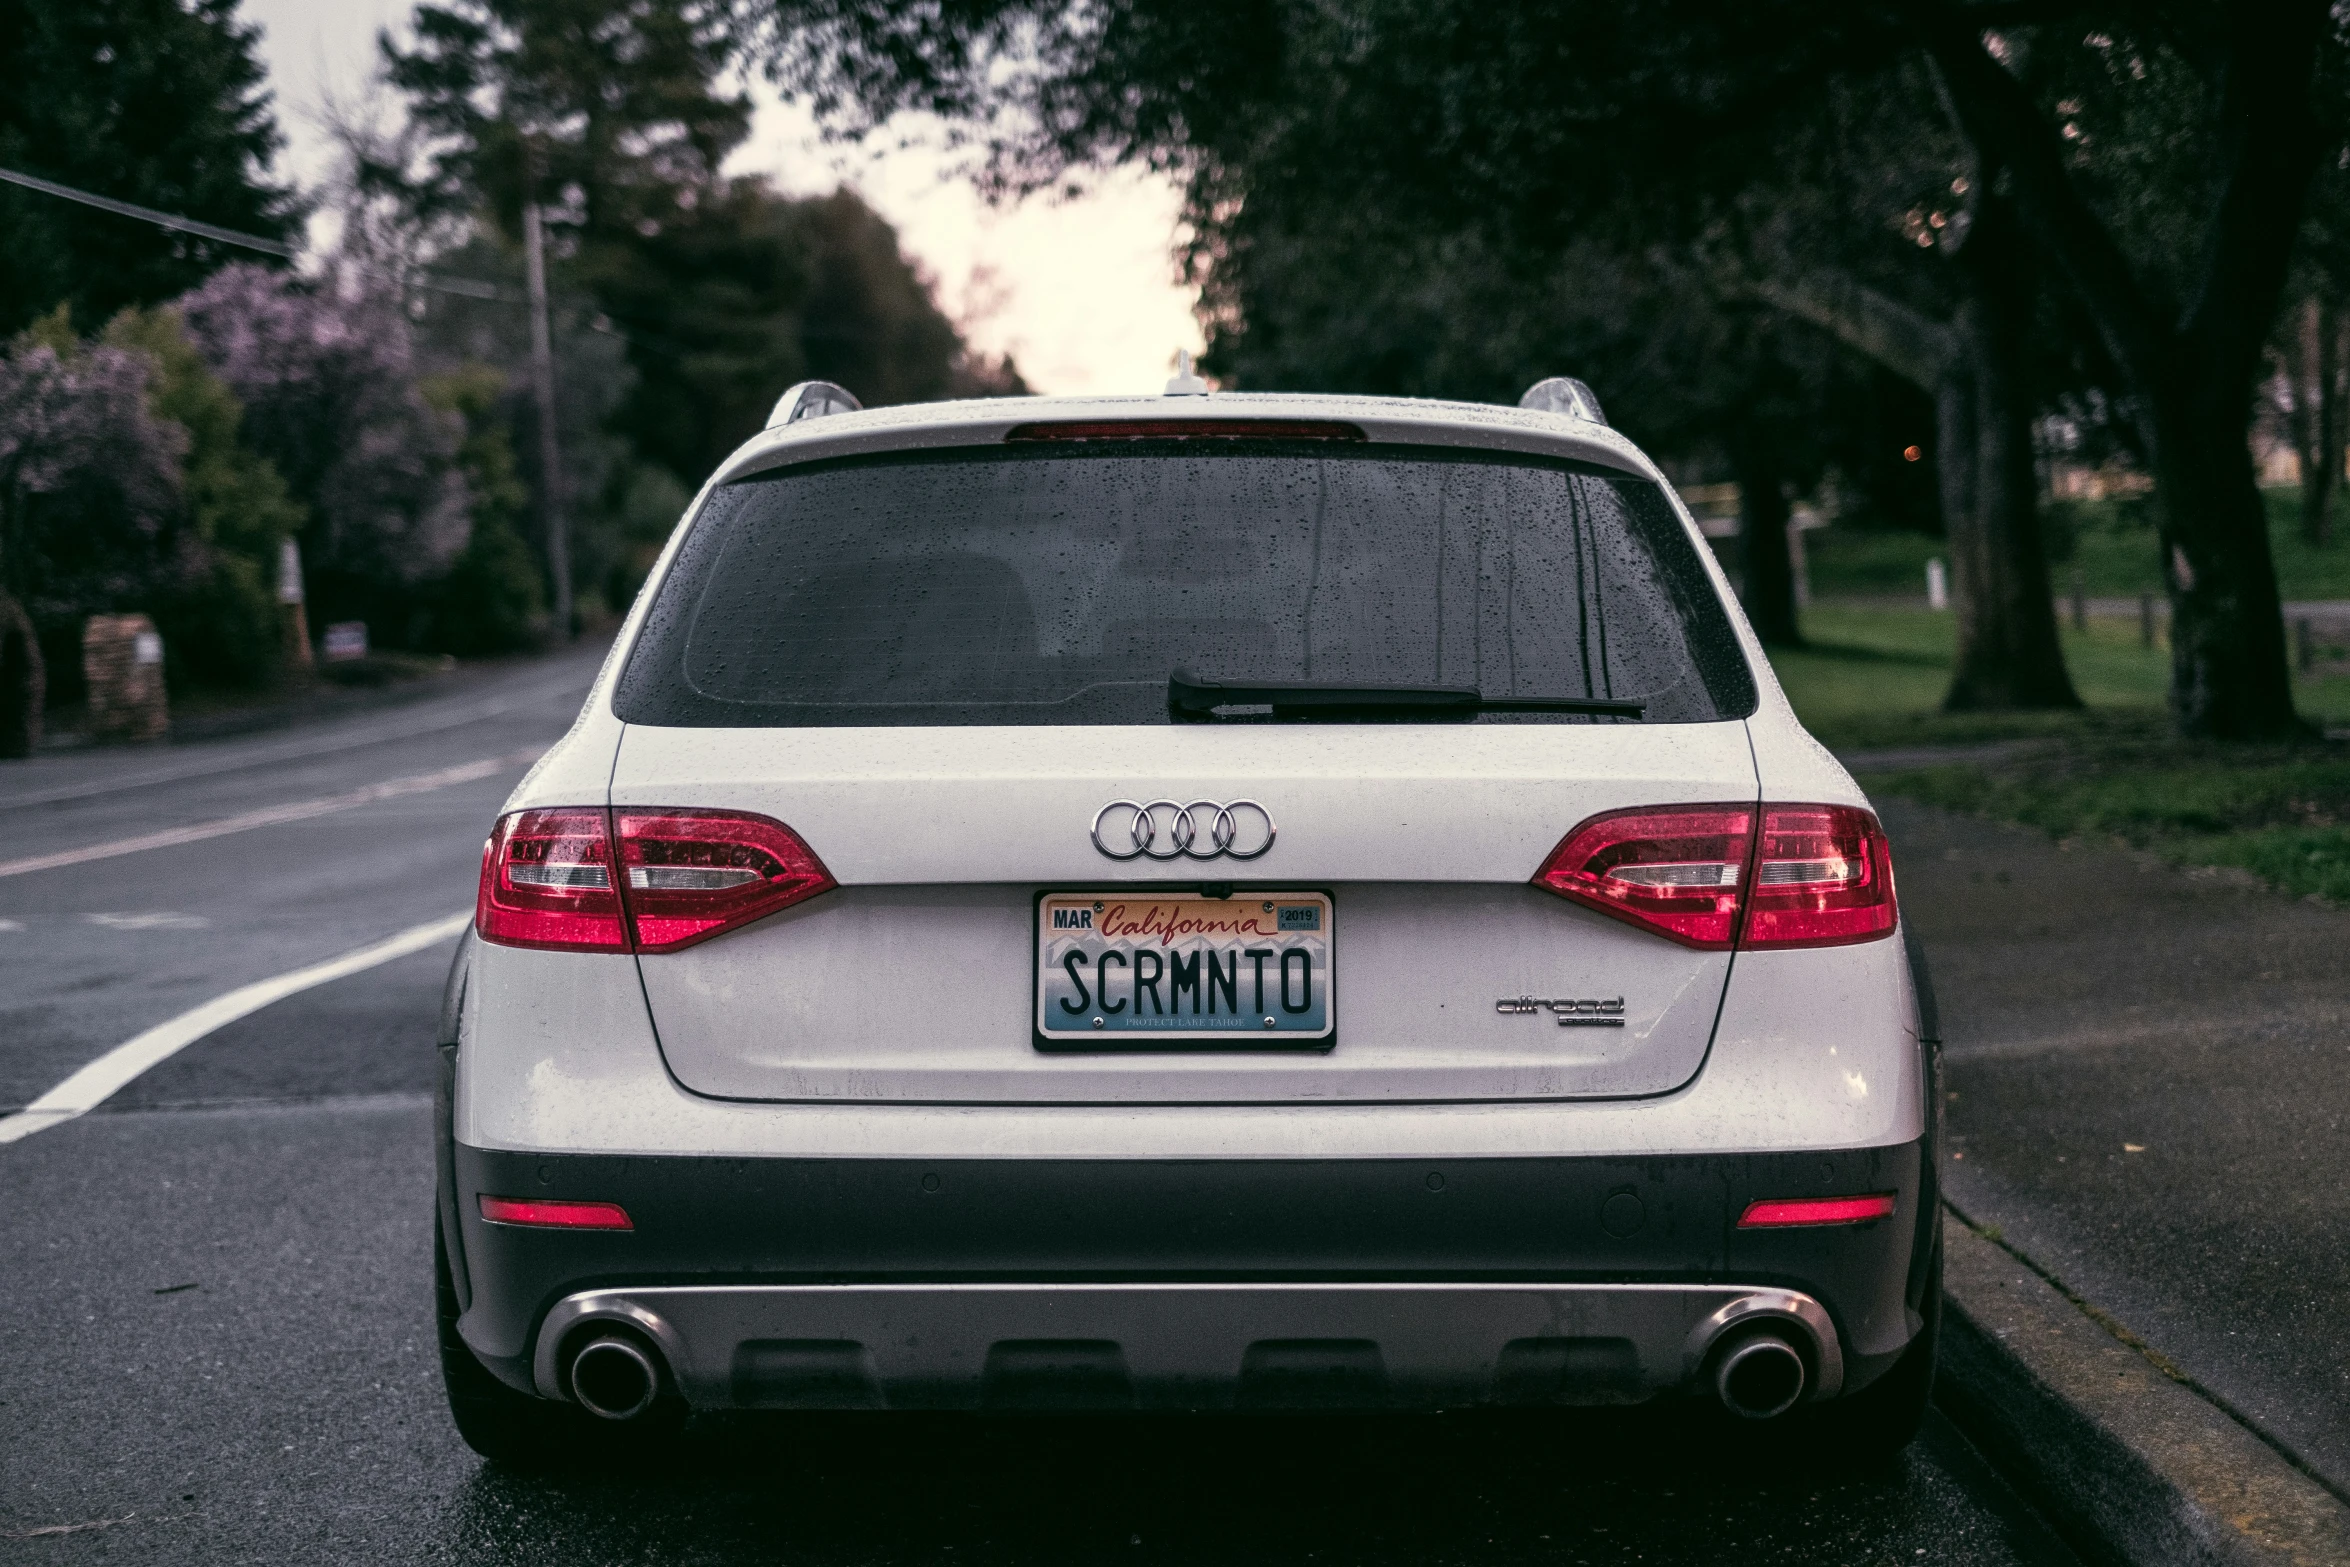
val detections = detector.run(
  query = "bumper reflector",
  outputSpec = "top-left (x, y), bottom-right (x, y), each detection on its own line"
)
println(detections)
top-left (478, 1195), bottom-right (634, 1231)
top-left (1737, 1193), bottom-right (1896, 1229)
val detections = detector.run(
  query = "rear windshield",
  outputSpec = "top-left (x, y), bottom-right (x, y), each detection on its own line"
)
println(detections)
top-left (614, 441), bottom-right (1757, 727)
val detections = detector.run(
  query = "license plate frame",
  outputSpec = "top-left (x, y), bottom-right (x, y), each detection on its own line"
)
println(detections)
top-left (1033, 889), bottom-right (1336, 1053)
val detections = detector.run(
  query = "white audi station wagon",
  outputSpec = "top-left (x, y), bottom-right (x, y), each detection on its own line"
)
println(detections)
top-left (434, 375), bottom-right (1940, 1462)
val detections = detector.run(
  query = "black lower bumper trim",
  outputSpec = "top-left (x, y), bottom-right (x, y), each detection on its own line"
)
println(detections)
top-left (446, 1140), bottom-right (1928, 1403)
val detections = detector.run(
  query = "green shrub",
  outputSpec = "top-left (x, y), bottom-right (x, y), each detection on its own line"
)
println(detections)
top-left (153, 549), bottom-right (278, 689)
top-left (415, 365), bottom-right (545, 653)
top-left (425, 511), bottom-right (545, 655)
top-left (601, 462), bottom-right (691, 613)
top-left (102, 306), bottom-right (304, 563)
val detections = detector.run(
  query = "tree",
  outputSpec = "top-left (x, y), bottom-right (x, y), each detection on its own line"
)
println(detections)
top-left (1691, 51), bottom-right (2082, 710)
top-left (584, 177), bottom-right (817, 485)
top-left (592, 181), bottom-right (1025, 484)
top-left (757, 0), bottom-right (2335, 736)
top-left (754, 0), bottom-right (2077, 694)
top-left (0, 0), bottom-right (298, 336)
top-left (1921, 7), bottom-right (2336, 737)
top-left (0, 320), bottom-right (192, 685)
top-left (174, 263), bottom-right (472, 632)
top-left (102, 304), bottom-right (305, 685)
top-left (401, 231), bottom-right (642, 613)
top-left (1188, 189), bottom-right (1845, 647)
top-left (416, 363), bottom-right (549, 652)
top-left (2268, 292), bottom-right (2348, 547)
top-left (799, 189), bottom-right (1024, 405)
top-left (383, 0), bottom-right (749, 249)
top-left (101, 307), bottom-right (303, 565)
top-left (2267, 130), bottom-right (2350, 549)
top-left (382, 0), bottom-right (1026, 503)
top-left (1753, 207), bottom-right (2080, 710)
top-left (1196, 6), bottom-right (2071, 701)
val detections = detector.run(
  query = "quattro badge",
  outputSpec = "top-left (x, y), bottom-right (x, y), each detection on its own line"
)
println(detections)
top-left (1498, 995), bottom-right (1626, 1027)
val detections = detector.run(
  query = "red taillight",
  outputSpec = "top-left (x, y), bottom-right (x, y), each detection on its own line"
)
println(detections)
top-left (1741, 804), bottom-right (1898, 950)
top-left (476, 808), bottom-right (628, 952)
top-left (1531, 802), bottom-right (1896, 950)
top-left (1532, 805), bottom-right (1755, 948)
top-left (479, 1195), bottom-right (633, 1230)
top-left (1003, 419), bottom-right (1366, 442)
top-left (476, 807), bottom-right (834, 953)
top-left (614, 807), bottom-right (835, 952)
top-left (1737, 1193), bottom-right (1897, 1228)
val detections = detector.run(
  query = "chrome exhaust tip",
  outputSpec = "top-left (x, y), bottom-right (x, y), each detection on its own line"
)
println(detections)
top-left (567, 1332), bottom-right (662, 1421)
top-left (1713, 1330), bottom-right (1808, 1420)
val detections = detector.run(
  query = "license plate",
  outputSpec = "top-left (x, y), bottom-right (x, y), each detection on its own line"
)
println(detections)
top-left (1035, 891), bottom-right (1334, 1050)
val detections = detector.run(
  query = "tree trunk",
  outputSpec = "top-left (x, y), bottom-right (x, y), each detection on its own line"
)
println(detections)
top-left (1752, 258), bottom-right (2079, 705)
top-left (1933, 351), bottom-right (1979, 595)
top-left (1942, 207), bottom-right (2079, 710)
top-left (2280, 296), bottom-right (2337, 545)
top-left (1923, 2), bottom-right (2324, 740)
top-left (2148, 382), bottom-right (2302, 736)
top-left (1732, 432), bottom-right (1801, 647)
top-left (2313, 298), bottom-right (2344, 547)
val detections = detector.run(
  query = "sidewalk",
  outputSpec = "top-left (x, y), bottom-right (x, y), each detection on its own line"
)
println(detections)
top-left (1876, 798), bottom-right (2350, 1497)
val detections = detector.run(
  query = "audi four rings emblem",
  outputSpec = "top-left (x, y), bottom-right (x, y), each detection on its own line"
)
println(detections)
top-left (1091, 799), bottom-right (1276, 861)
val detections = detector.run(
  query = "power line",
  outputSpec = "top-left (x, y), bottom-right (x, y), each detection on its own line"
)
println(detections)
top-left (0, 162), bottom-right (911, 365)
top-left (0, 163), bottom-right (296, 258)
top-left (0, 163), bottom-right (517, 303)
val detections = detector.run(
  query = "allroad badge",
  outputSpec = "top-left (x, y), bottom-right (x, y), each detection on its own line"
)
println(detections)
top-left (1498, 995), bottom-right (1626, 1027)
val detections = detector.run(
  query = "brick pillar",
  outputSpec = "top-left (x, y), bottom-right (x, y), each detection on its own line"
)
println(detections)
top-left (82, 613), bottom-right (169, 744)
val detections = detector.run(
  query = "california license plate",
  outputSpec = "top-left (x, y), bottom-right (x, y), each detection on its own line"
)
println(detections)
top-left (1035, 891), bottom-right (1334, 1050)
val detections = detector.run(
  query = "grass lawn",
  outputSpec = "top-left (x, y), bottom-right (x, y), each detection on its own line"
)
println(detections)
top-left (1773, 601), bottom-right (2350, 903)
top-left (1801, 487), bottom-right (2350, 601)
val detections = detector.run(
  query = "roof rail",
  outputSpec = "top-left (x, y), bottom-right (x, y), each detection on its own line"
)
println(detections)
top-left (1164, 349), bottom-right (1209, 395)
top-left (1518, 376), bottom-right (1608, 427)
top-left (766, 380), bottom-right (863, 429)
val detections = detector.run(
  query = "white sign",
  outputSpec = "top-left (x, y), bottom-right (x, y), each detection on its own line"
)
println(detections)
top-left (1925, 558), bottom-right (1949, 611)
top-left (322, 621), bottom-right (369, 661)
top-left (133, 630), bottom-right (163, 666)
top-left (277, 538), bottom-right (305, 605)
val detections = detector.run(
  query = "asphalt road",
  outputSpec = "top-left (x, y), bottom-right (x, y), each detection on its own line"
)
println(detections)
top-left (1881, 798), bottom-right (2350, 1498)
top-left (0, 665), bottom-right (2079, 1563)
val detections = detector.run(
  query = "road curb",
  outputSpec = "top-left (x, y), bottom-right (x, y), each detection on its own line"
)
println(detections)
top-left (1936, 1215), bottom-right (2350, 1566)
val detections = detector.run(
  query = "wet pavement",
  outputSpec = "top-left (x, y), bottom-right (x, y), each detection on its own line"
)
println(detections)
top-left (1879, 797), bottom-right (2350, 1497)
top-left (0, 669), bottom-right (2082, 1562)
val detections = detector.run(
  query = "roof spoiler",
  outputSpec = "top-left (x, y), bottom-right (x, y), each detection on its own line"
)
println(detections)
top-left (766, 380), bottom-right (863, 429)
top-left (1518, 376), bottom-right (1608, 427)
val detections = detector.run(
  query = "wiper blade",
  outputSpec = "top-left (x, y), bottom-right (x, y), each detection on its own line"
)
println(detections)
top-left (1168, 668), bottom-right (1644, 721)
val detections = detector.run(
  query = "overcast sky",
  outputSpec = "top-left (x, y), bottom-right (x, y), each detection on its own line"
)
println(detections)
top-left (240, 0), bottom-right (1203, 396)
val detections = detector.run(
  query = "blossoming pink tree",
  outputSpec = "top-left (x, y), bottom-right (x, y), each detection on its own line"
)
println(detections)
top-left (0, 337), bottom-right (190, 754)
top-left (176, 264), bottom-right (469, 607)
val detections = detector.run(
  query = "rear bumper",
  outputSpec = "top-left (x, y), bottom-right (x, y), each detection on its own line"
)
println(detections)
top-left (446, 1137), bottom-right (1932, 1412)
top-left (533, 1280), bottom-right (1841, 1410)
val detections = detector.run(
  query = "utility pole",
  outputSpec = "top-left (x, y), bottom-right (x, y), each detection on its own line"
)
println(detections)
top-left (522, 199), bottom-right (572, 637)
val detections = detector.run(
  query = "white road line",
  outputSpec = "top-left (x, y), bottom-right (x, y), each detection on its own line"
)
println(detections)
top-left (0, 913), bottom-right (471, 1145)
top-left (0, 748), bottom-right (541, 881)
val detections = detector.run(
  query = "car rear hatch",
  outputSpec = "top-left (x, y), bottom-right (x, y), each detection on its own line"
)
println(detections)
top-left (608, 426), bottom-right (1761, 1105)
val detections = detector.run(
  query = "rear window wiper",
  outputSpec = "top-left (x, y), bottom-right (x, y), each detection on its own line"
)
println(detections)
top-left (1169, 668), bottom-right (1645, 721)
